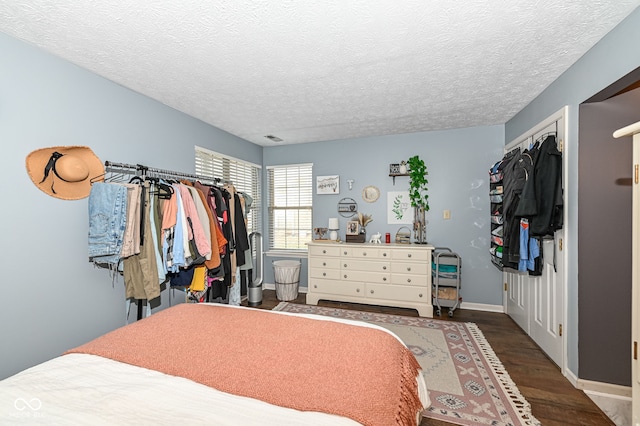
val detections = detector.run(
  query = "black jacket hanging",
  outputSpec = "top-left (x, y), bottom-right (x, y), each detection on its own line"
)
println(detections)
top-left (515, 135), bottom-right (563, 237)
top-left (499, 149), bottom-right (525, 269)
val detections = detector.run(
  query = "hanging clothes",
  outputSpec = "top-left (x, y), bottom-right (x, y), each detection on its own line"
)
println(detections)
top-left (123, 181), bottom-right (161, 300)
top-left (89, 162), bottom-right (254, 312)
top-left (498, 148), bottom-right (524, 269)
top-left (193, 181), bottom-right (225, 270)
top-left (516, 135), bottom-right (563, 237)
top-left (88, 182), bottom-right (128, 271)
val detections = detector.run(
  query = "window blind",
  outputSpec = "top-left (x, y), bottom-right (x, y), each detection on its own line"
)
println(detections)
top-left (267, 163), bottom-right (313, 250)
top-left (195, 146), bottom-right (261, 234)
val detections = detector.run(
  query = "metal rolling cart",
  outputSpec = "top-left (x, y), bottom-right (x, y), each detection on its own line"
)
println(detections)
top-left (432, 247), bottom-right (462, 317)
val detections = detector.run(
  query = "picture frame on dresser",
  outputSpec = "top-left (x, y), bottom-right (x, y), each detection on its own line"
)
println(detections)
top-left (346, 221), bottom-right (360, 235)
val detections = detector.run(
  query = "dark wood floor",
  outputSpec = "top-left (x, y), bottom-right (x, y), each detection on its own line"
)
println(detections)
top-left (243, 290), bottom-right (614, 426)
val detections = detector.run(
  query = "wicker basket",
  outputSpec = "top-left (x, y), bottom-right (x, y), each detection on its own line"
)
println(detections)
top-left (273, 260), bottom-right (301, 301)
top-left (395, 226), bottom-right (411, 244)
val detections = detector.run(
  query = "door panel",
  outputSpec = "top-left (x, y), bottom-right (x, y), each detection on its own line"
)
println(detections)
top-left (530, 235), bottom-right (563, 366)
top-left (506, 270), bottom-right (529, 334)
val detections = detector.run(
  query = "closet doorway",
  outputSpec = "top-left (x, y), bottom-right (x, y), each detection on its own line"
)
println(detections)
top-left (503, 106), bottom-right (568, 371)
top-left (579, 76), bottom-right (640, 389)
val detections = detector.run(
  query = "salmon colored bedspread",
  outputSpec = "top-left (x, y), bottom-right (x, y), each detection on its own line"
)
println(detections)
top-left (66, 304), bottom-right (424, 425)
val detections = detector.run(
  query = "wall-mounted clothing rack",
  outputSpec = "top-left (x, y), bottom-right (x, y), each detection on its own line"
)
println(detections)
top-left (103, 160), bottom-right (229, 185)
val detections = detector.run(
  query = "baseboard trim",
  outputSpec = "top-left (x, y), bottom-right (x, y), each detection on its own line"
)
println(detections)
top-left (459, 301), bottom-right (504, 313)
top-left (264, 283), bottom-right (307, 293)
top-left (564, 367), bottom-right (579, 387)
top-left (577, 379), bottom-right (632, 398)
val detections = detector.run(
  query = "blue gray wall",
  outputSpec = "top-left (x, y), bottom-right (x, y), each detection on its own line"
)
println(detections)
top-left (505, 7), bottom-right (640, 380)
top-left (263, 127), bottom-right (505, 308)
top-left (0, 32), bottom-right (262, 379)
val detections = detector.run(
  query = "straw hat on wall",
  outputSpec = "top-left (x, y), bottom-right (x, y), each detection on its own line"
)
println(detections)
top-left (26, 146), bottom-right (104, 200)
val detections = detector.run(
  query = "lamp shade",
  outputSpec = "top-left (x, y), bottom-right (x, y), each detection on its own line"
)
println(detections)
top-left (328, 217), bottom-right (339, 230)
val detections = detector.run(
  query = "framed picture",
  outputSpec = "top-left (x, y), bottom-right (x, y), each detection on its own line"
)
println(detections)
top-left (346, 220), bottom-right (360, 235)
top-left (387, 191), bottom-right (412, 225)
top-left (316, 175), bottom-right (340, 194)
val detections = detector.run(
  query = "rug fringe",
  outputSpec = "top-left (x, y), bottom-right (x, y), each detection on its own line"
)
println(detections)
top-left (272, 301), bottom-right (289, 311)
top-left (465, 322), bottom-right (541, 426)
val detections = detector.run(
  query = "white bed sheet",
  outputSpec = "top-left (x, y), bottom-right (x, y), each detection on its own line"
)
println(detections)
top-left (0, 305), bottom-right (429, 425)
top-left (0, 353), bottom-right (362, 425)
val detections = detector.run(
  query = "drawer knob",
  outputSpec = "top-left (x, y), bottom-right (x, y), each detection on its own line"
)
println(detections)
top-left (407, 278), bottom-right (412, 283)
top-left (323, 250), bottom-right (326, 254)
top-left (383, 253), bottom-right (387, 257)
top-left (383, 266), bottom-right (387, 270)
top-left (363, 252), bottom-right (367, 256)
top-left (314, 285), bottom-right (318, 288)
top-left (344, 275), bottom-right (348, 279)
top-left (370, 290), bottom-right (374, 294)
top-left (407, 267), bottom-right (411, 272)
top-left (344, 251), bottom-right (348, 255)
top-left (383, 277), bottom-right (387, 281)
top-left (322, 272), bottom-right (326, 277)
top-left (408, 253), bottom-right (412, 258)
top-left (344, 264), bottom-right (347, 267)
top-left (356, 288), bottom-right (360, 292)
top-left (418, 293), bottom-right (423, 298)
top-left (322, 262), bottom-right (326, 266)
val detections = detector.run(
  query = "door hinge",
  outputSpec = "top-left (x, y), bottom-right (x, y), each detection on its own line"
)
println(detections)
top-left (559, 139), bottom-right (564, 152)
top-left (559, 324), bottom-right (562, 337)
top-left (636, 164), bottom-right (639, 184)
top-left (635, 341), bottom-right (638, 360)
top-left (504, 282), bottom-right (508, 291)
top-left (559, 238), bottom-right (563, 251)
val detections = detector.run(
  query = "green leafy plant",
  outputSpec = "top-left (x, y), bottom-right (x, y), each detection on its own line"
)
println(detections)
top-left (407, 155), bottom-right (429, 211)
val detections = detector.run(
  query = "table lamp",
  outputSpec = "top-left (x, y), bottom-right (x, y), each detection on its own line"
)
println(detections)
top-left (328, 217), bottom-right (339, 241)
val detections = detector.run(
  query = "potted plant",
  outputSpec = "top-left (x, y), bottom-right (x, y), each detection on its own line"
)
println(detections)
top-left (407, 155), bottom-right (429, 243)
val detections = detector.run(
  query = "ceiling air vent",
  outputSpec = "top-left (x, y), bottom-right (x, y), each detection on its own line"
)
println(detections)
top-left (264, 135), bottom-right (283, 142)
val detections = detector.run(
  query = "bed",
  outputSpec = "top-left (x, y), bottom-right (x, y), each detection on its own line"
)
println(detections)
top-left (0, 303), bottom-right (429, 425)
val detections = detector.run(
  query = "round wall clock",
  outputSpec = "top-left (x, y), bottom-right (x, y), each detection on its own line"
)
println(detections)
top-left (362, 185), bottom-right (380, 203)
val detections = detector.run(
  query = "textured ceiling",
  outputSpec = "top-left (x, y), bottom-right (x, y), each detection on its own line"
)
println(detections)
top-left (1, 1), bottom-right (639, 146)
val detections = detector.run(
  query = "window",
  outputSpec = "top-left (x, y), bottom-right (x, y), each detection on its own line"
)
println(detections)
top-left (195, 146), bottom-right (261, 234)
top-left (267, 163), bottom-right (313, 250)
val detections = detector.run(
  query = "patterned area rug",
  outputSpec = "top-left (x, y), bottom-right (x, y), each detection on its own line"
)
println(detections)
top-left (273, 302), bottom-right (540, 426)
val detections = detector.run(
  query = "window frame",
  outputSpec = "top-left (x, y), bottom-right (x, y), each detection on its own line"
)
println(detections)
top-left (267, 162), bottom-right (313, 252)
top-left (194, 146), bottom-right (262, 236)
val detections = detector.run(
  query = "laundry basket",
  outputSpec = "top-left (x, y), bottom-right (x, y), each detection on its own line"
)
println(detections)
top-left (273, 260), bottom-right (301, 301)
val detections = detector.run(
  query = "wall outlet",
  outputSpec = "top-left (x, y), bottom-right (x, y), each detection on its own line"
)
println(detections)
top-left (443, 209), bottom-right (451, 220)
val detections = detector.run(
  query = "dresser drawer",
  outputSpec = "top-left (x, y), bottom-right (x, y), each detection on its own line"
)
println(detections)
top-left (391, 249), bottom-right (430, 262)
top-left (366, 283), bottom-right (429, 303)
top-left (310, 278), bottom-right (364, 298)
top-left (308, 245), bottom-right (341, 257)
top-left (341, 259), bottom-right (390, 273)
top-left (309, 267), bottom-right (341, 280)
top-left (341, 270), bottom-right (390, 284)
top-left (390, 261), bottom-right (428, 275)
top-left (309, 257), bottom-right (340, 269)
top-left (390, 273), bottom-right (429, 287)
top-left (340, 246), bottom-right (390, 259)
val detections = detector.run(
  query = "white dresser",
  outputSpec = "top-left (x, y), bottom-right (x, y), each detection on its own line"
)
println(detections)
top-left (306, 242), bottom-right (434, 317)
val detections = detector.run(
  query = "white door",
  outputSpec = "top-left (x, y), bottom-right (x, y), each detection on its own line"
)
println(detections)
top-left (502, 107), bottom-right (567, 371)
top-left (529, 233), bottom-right (564, 366)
